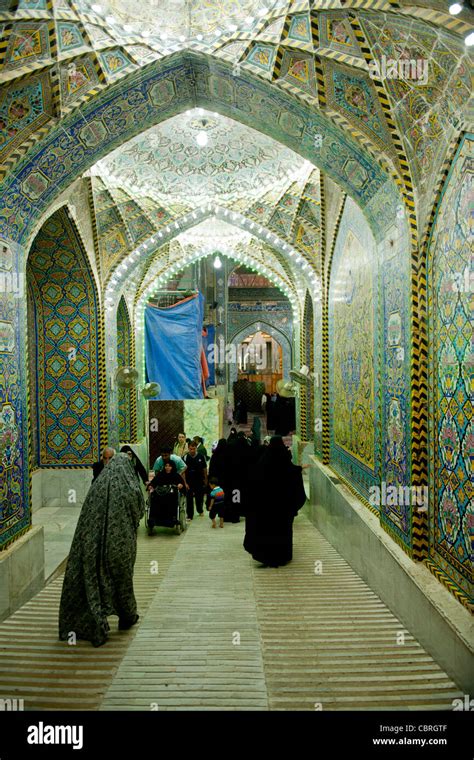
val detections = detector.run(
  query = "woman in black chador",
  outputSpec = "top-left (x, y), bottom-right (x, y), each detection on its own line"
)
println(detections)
top-left (120, 445), bottom-right (149, 486)
top-left (59, 453), bottom-right (145, 647)
top-left (235, 398), bottom-right (248, 424)
top-left (244, 436), bottom-right (307, 567)
top-left (208, 438), bottom-right (228, 484)
top-left (224, 432), bottom-right (252, 522)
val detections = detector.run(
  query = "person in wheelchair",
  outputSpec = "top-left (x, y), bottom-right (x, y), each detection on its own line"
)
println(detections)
top-left (147, 460), bottom-right (184, 535)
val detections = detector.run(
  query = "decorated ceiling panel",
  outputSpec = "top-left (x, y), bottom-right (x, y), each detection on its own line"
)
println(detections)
top-left (132, 217), bottom-right (301, 309)
top-left (0, 0), bottom-right (471, 241)
top-left (359, 12), bottom-right (472, 216)
top-left (93, 108), bottom-right (308, 207)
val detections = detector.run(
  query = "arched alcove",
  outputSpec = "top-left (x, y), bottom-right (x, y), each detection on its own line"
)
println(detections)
top-left (228, 322), bottom-right (293, 392)
top-left (26, 207), bottom-right (104, 467)
top-left (116, 296), bottom-right (134, 443)
top-left (236, 330), bottom-right (283, 392)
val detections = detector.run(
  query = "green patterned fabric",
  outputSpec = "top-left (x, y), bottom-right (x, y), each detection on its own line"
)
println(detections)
top-left (58, 453), bottom-right (145, 647)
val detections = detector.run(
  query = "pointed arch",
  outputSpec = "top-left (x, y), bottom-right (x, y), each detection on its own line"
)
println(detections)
top-left (27, 206), bottom-right (105, 466)
top-left (116, 296), bottom-right (135, 443)
top-left (1, 52), bottom-right (399, 255)
top-left (228, 321), bottom-right (293, 392)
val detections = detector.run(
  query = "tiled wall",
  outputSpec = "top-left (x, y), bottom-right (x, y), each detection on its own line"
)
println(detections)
top-left (329, 197), bottom-right (380, 501)
top-left (427, 134), bottom-right (473, 604)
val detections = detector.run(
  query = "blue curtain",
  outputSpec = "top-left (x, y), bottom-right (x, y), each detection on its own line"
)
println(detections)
top-left (145, 293), bottom-right (204, 399)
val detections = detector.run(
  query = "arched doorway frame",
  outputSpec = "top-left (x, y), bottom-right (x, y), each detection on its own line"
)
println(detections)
top-left (228, 321), bottom-right (293, 390)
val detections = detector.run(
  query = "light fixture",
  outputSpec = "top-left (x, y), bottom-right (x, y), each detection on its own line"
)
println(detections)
top-left (449, 2), bottom-right (463, 14)
top-left (466, 31), bottom-right (474, 46)
top-left (195, 127), bottom-right (209, 147)
top-left (105, 15), bottom-right (115, 24)
top-left (91, 3), bottom-right (102, 13)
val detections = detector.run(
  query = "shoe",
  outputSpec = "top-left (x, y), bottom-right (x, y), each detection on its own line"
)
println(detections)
top-left (118, 614), bottom-right (139, 631)
top-left (92, 636), bottom-right (107, 647)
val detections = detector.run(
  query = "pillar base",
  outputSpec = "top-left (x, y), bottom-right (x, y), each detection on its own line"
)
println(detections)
top-left (0, 526), bottom-right (45, 622)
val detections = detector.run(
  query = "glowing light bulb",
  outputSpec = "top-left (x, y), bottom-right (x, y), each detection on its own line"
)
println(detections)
top-left (196, 131), bottom-right (209, 147)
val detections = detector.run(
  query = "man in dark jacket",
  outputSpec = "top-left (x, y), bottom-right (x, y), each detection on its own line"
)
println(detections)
top-left (183, 441), bottom-right (208, 520)
top-left (92, 447), bottom-right (115, 482)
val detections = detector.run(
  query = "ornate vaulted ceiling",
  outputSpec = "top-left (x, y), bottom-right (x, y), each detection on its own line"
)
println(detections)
top-left (90, 105), bottom-right (324, 290)
top-left (1, 0), bottom-right (472, 300)
top-left (93, 109), bottom-right (309, 206)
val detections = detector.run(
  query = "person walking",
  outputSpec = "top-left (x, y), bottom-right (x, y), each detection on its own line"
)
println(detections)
top-left (183, 441), bottom-right (208, 520)
top-left (91, 446), bottom-right (115, 482)
top-left (120, 445), bottom-right (149, 486)
top-left (207, 476), bottom-right (225, 529)
top-left (224, 432), bottom-right (252, 523)
top-left (152, 446), bottom-right (188, 488)
top-left (244, 436), bottom-right (306, 567)
top-left (58, 453), bottom-right (145, 647)
top-left (193, 435), bottom-right (208, 460)
top-left (173, 432), bottom-right (187, 459)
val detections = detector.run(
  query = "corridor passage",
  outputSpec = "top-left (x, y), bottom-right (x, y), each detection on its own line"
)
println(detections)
top-left (0, 514), bottom-right (462, 711)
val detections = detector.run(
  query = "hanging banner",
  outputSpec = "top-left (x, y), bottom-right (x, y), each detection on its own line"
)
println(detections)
top-left (145, 293), bottom-right (205, 399)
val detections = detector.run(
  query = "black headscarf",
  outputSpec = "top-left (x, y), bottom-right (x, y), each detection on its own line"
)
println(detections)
top-left (209, 438), bottom-right (228, 482)
top-left (120, 445), bottom-right (149, 485)
top-left (150, 459), bottom-right (182, 488)
top-left (258, 435), bottom-right (292, 470)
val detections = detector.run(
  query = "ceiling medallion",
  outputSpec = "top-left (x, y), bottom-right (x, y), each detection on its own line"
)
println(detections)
top-left (189, 117), bottom-right (218, 132)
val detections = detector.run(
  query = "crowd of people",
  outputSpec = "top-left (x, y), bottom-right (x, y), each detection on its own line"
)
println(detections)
top-left (58, 421), bottom-right (307, 648)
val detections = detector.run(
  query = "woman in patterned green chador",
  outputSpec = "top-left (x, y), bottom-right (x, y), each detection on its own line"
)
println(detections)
top-left (58, 453), bottom-right (145, 647)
